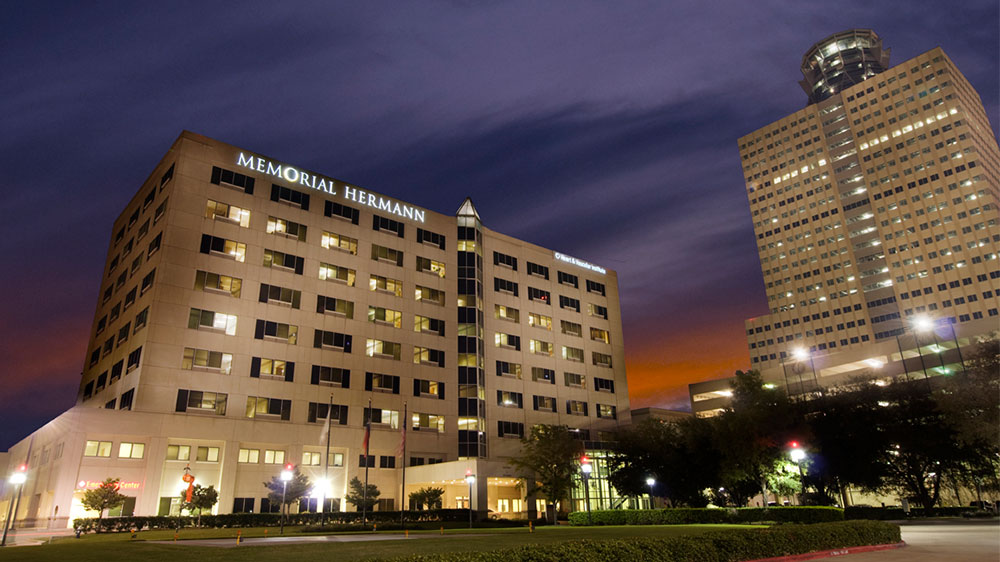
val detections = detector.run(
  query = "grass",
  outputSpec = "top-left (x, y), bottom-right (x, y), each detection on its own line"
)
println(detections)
top-left (0, 524), bottom-right (755, 561)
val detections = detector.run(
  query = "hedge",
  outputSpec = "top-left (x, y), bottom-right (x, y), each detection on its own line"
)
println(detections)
top-left (844, 505), bottom-right (990, 520)
top-left (73, 508), bottom-right (483, 534)
top-left (567, 506), bottom-right (844, 526)
top-left (388, 520), bottom-right (901, 562)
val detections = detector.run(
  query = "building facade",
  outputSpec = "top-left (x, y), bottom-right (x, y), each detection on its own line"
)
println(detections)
top-left (692, 31), bottom-right (999, 416)
top-left (3, 131), bottom-right (630, 527)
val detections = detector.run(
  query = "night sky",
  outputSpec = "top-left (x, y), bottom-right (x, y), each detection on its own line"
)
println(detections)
top-left (2, 2), bottom-right (997, 450)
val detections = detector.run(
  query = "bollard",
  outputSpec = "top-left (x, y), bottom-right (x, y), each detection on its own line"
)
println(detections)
top-left (373, 523), bottom-right (377, 533)
top-left (173, 532), bottom-right (178, 542)
top-left (405, 529), bottom-right (409, 538)
top-left (264, 529), bottom-right (268, 538)
top-left (236, 530), bottom-right (242, 545)
top-left (440, 525), bottom-right (444, 535)
top-left (131, 528), bottom-right (138, 540)
top-left (529, 521), bottom-right (533, 533)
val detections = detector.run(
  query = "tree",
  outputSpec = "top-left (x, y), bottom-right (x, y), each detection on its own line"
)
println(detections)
top-left (180, 484), bottom-right (218, 526)
top-left (345, 477), bottom-right (380, 511)
top-left (81, 478), bottom-right (127, 531)
top-left (409, 487), bottom-right (444, 510)
top-left (507, 424), bottom-right (582, 522)
top-left (263, 468), bottom-right (311, 516)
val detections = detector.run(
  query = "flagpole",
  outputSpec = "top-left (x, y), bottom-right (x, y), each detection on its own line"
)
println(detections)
top-left (362, 397), bottom-right (372, 527)
top-left (400, 401), bottom-right (407, 529)
top-left (322, 393), bottom-right (333, 527)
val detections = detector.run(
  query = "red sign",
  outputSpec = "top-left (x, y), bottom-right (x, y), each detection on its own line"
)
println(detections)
top-left (76, 480), bottom-right (141, 491)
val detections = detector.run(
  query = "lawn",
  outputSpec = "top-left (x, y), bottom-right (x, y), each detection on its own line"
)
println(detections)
top-left (0, 524), bottom-right (755, 561)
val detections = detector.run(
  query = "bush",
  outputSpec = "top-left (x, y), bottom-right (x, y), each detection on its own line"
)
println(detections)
top-left (568, 506), bottom-right (843, 526)
top-left (73, 508), bottom-right (480, 534)
top-left (388, 520), bottom-right (900, 561)
top-left (844, 505), bottom-right (988, 520)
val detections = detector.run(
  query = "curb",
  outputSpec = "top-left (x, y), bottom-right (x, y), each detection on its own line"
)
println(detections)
top-left (744, 541), bottom-right (906, 562)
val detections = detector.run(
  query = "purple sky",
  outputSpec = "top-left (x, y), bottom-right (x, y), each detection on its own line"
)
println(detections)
top-left (1, 1), bottom-right (997, 450)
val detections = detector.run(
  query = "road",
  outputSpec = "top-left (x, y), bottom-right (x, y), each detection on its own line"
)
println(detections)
top-left (847, 521), bottom-right (998, 562)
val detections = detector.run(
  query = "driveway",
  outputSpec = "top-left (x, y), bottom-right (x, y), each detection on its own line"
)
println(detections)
top-left (844, 521), bottom-right (998, 562)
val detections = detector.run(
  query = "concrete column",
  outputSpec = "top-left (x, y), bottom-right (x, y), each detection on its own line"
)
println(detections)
top-left (474, 475), bottom-right (488, 521)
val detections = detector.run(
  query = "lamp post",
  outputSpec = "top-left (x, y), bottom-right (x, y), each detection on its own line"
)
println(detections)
top-left (789, 442), bottom-right (807, 505)
top-left (580, 456), bottom-right (592, 525)
top-left (464, 471), bottom-right (476, 529)
top-left (792, 347), bottom-right (820, 395)
top-left (279, 464), bottom-right (293, 535)
top-left (646, 477), bottom-right (655, 509)
top-left (1, 468), bottom-right (27, 547)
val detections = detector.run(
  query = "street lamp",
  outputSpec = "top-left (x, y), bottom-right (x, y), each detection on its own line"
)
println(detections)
top-left (646, 477), bottom-right (655, 509)
top-left (791, 347), bottom-right (820, 395)
top-left (279, 463), bottom-right (294, 535)
top-left (464, 471), bottom-right (476, 529)
top-left (788, 442), bottom-right (807, 505)
top-left (580, 456), bottom-right (592, 525)
top-left (2, 467), bottom-right (27, 547)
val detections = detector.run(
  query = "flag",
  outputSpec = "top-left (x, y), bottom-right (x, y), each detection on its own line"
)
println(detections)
top-left (362, 399), bottom-right (372, 456)
top-left (319, 403), bottom-right (332, 446)
top-left (397, 403), bottom-right (407, 457)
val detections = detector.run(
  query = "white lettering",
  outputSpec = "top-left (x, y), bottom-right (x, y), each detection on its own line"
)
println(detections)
top-left (266, 161), bottom-right (283, 177)
top-left (367, 194), bottom-right (376, 207)
top-left (414, 209), bottom-right (425, 222)
top-left (256, 158), bottom-right (266, 172)
top-left (403, 206), bottom-right (414, 219)
top-left (378, 198), bottom-right (392, 212)
top-left (344, 185), bottom-right (357, 201)
top-left (299, 172), bottom-right (312, 187)
top-left (237, 152), bottom-right (255, 168)
top-left (283, 167), bottom-right (299, 183)
top-left (554, 252), bottom-right (606, 275)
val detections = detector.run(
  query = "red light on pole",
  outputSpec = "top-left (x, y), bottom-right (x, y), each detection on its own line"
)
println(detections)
top-left (789, 441), bottom-right (800, 449)
top-left (285, 463), bottom-right (294, 471)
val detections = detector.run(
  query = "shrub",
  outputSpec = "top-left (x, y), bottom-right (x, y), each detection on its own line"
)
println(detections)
top-left (388, 520), bottom-right (899, 561)
top-left (568, 506), bottom-right (843, 526)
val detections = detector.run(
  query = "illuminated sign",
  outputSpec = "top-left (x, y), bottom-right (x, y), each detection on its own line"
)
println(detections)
top-left (554, 252), bottom-right (606, 275)
top-left (236, 153), bottom-right (425, 223)
top-left (76, 480), bottom-right (141, 491)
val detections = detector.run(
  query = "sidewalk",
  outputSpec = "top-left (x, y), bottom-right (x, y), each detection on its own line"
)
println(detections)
top-left (842, 521), bottom-right (999, 562)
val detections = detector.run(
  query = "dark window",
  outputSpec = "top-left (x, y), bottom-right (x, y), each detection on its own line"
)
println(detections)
top-left (493, 252), bottom-right (517, 270)
top-left (270, 184), bottom-right (310, 210)
top-left (259, 283), bottom-right (301, 308)
top-left (586, 280), bottom-right (606, 296)
top-left (527, 262), bottom-right (549, 279)
top-left (313, 330), bottom-right (353, 352)
top-left (559, 295), bottom-right (580, 312)
top-left (306, 402), bottom-right (349, 424)
top-left (373, 215), bottom-right (405, 238)
top-left (126, 347), bottom-right (142, 372)
top-left (494, 277), bottom-right (518, 296)
top-left (416, 228), bottom-right (446, 250)
top-left (310, 366), bottom-right (350, 388)
top-left (557, 271), bottom-right (579, 287)
top-left (119, 389), bottom-right (134, 411)
top-left (210, 166), bottom-right (255, 193)
top-left (325, 200), bottom-right (359, 224)
top-left (497, 421), bottom-right (524, 438)
top-left (528, 287), bottom-right (550, 304)
top-left (594, 377), bottom-right (615, 393)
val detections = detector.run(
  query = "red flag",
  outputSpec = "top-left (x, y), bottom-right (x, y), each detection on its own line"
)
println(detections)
top-left (362, 423), bottom-right (370, 453)
top-left (397, 404), bottom-right (407, 457)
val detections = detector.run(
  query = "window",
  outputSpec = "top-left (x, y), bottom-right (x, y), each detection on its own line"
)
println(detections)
top-left (498, 390), bottom-right (523, 408)
top-left (495, 305), bottom-right (519, 322)
top-left (233, 498), bottom-right (255, 513)
top-left (263, 449), bottom-right (286, 464)
top-left (126, 346), bottom-right (142, 372)
top-left (558, 271), bottom-right (579, 287)
top-left (175, 389), bottom-right (228, 415)
top-left (527, 262), bottom-right (549, 279)
top-left (594, 377), bottom-right (615, 393)
top-left (494, 277), bottom-right (518, 296)
top-left (137, 218), bottom-right (150, 239)
top-left (564, 372), bottom-right (585, 388)
top-left (317, 295), bottom-right (355, 317)
top-left (373, 214), bottom-right (404, 237)
top-left (255, 320), bottom-right (298, 344)
top-left (238, 449), bottom-right (258, 464)
top-left (118, 442), bottom-right (146, 459)
top-left (597, 404), bottom-right (617, 419)
top-left (562, 346), bottom-right (584, 362)
top-left (528, 287), bottom-right (550, 304)
top-left (200, 234), bottom-right (246, 262)
top-left (258, 284), bottom-right (301, 308)
top-left (414, 315), bottom-right (445, 336)
top-left (414, 379), bottom-right (445, 399)
top-left (417, 228), bottom-right (446, 250)
top-left (251, 357), bottom-right (291, 380)
top-left (359, 454), bottom-right (375, 468)
top-left (141, 269), bottom-right (155, 294)
top-left (364, 407), bottom-right (400, 429)
top-left (369, 306), bottom-right (402, 328)
top-left (182, 348), bottom-right (233, 374)
top-left (195, 270), bottom-right (242, 297)
top-left (117, 323), bottom-right (130, 345)
top-left (531, 367), bottom-right (556, 384)
top-left (167, 445), bottom-right (191, 461)
top-left (496, 361), bottom-right (522, 378)
top-left (325, 200), bottom-right (359, 224)
top-left (533, 395), bottom-right (557, 412)
top-left (130, 255), bottom-right (143, 275)
top-left (307, 402), bottom-right (349, 424)
top-left (566, 400), bottom-right (588, 416)
top-left (211, 166), bottom-right (255, 193)
top-left (266, 216), bottom-right (307, 241)
top-left (84, 441), bottom-right (112, 457)
top-left (586, 280), bottom-right (606, 296)
top-left (530, 339), bottom-right (552, 356)
top-left (414, 346), bottom-right (446, 367)
top-left (95, 315), bottom-right (107, 336)
top-left (366, 339), bottom-right (401, 360)
top-left (590, 328), bottom-right (610, 343)
top-left (205, 200), bottom-right (250, 227)
top-left (493, 252), bottom-right (517, 270)
top-left (147, 233), bottom-right (162, 257)
top-left (371, 244), bottom-right (404, 266)
top-left (313, 330), bottom-right (352, 352)
top-left (301, 452), bottom-right (322, 466)
top-left (366, 372), bottom-right (400, 394)
top-left (321, 231), bottom-right (358, 254)
top-left (498, 421), bottom-right (524, 438)
top-left (154, 198), bottom-right (168, 224)
top-left (110, 303), bottom-right (120, 322)
top-left (370, 274), bottom-right (403, 296)
top-left (588, 303), bottom-right (608, 319)
top-left (559, 295), bottom-right (580, 312)
top-left (592, 352), bottom-right (613, 367)
top-left (196, 446), bottom-right (220, 462)
top-left (245, 397), bottom-right (292, 420)
top-left (415, 285), bottom-right (445, 306)
top-left (270, 184), bottom-right (310, 209)
top-left (318, 263), bottom-right (356, 286)
top-left (528, 313), bottom-right (552, 330)
top-left (311, 366), bottom-right (350, 388)
top-left (263, 249), bottom-right (304, 274)
top-left (110, 360), bottom-right (124, 382)
top-left (412, 412), bottom-right (445, 433)
top-left (416, 256), bottom-right (446, 278)
top-left (188, 308), bottom-right (238, 335)
top-left (494, 332), bottom-right (521, 350)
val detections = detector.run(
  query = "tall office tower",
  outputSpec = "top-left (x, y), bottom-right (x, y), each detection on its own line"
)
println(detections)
top-left (2, 131), bottom-right (629, 526)
top-left (691, 30), bottom-right (1000, 417)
